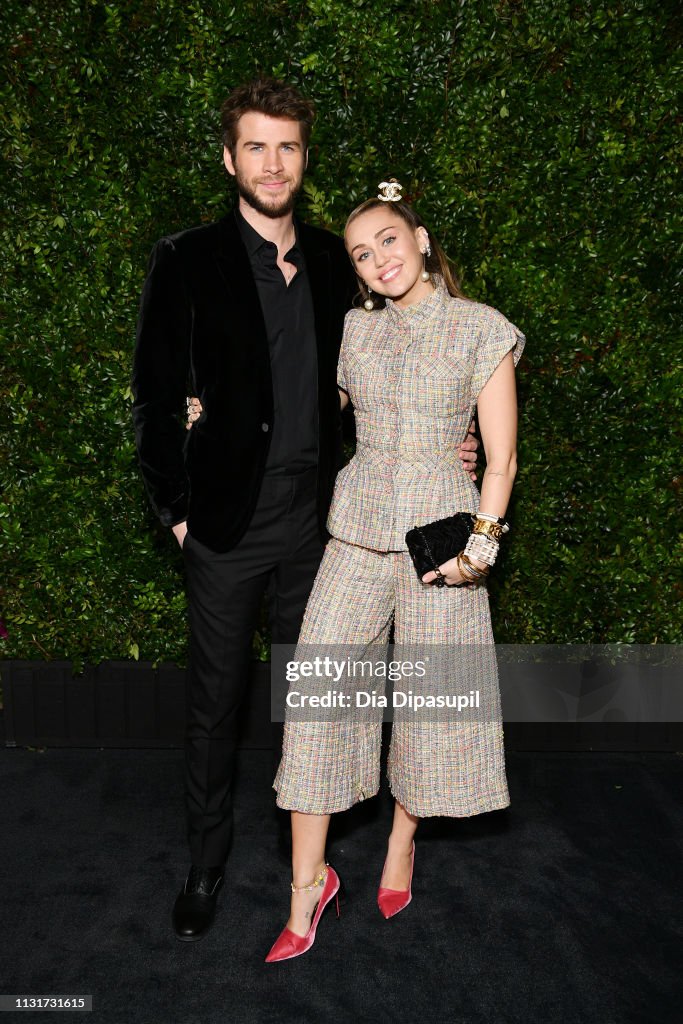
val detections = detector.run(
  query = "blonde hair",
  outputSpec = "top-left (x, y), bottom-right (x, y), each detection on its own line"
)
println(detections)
top-left (344, 197), bottom-right (466, 307)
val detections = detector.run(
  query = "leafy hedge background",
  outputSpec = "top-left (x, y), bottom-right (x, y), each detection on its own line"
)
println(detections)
top-left (1, 0), bottom-right (681, 666)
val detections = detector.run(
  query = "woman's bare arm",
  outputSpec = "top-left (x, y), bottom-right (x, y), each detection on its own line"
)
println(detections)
top-left (422, 351), bottom-right (517, 584)
top-left (476, 350), bottom-right (518, 518)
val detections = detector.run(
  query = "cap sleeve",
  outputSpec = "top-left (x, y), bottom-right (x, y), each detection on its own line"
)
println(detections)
top-left (470, 308), bottom-right (525, 403)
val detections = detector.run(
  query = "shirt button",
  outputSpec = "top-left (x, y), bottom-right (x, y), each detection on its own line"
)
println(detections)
top-left (261, 423), bottom-right (270, 432)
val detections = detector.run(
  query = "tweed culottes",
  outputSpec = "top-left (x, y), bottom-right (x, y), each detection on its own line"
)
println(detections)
top-left (273, 538), bottom-right (510, 818)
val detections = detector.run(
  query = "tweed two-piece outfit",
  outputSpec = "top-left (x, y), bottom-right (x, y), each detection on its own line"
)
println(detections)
top-left (274, 279), bottom-right (525, 817)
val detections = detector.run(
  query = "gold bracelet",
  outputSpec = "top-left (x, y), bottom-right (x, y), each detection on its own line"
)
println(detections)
top-left (457, 556), bottom-right (481, 580)
top-left (475, 512), bottom-right (510, 533)
top-left (456, 554), bottom-right (477, 584)
top-left (473, 519), bottom-right (504, 541)
top-left (460, 551), bottom-right (490, 577)
top-left (457, 555), bottom-right (485, 585)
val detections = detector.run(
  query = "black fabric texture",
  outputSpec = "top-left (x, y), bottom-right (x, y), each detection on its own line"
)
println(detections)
top-left (234, 209), bottom-right (318, 475)
top-left (131, 210), bottom-right (356, 552)
top-left (405, 513), bottom-right (476, 580)
top-left (182, 470), bottom-right (324, 865)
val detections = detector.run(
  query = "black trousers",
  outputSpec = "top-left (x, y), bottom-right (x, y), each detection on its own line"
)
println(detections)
top-left (181, 467), bottom-right (325, 867)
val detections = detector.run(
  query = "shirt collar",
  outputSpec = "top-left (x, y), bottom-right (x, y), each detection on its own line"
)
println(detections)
top-left (384, 275), bottom-right (450, 325)
top-left (234, 206), bottom-right (302, 263)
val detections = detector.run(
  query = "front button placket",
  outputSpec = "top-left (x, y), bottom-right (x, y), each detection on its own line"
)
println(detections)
top-left (393, 320), bottom-right (417, 548)
top-left (382, 319), bottom-right (410, 544)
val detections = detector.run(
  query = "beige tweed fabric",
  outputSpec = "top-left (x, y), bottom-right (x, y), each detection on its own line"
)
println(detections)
top-left (328, 280), bottom-right (525, 550)
top-left (273, 538), bottom-right (510, 817)
top-left (273, 280), bottom-right (523, 818)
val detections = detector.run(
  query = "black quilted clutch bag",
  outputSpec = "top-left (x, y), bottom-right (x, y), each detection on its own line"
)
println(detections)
top-left (405, 513), bottom-right (475, 586)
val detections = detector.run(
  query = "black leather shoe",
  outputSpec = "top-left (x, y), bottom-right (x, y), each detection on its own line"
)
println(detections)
top-left (172, 865), bottom-right (224, 941)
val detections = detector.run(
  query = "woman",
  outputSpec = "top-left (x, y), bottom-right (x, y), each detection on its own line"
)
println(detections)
top-left (265, 180), bottom-right (525, 962)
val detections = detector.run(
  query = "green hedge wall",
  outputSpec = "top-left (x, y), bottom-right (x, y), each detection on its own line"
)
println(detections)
top-left (1, 0), bottom-right (681, 665)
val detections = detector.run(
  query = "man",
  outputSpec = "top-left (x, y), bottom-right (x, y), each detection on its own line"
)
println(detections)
top-left (132, 78), bottom-right (478, 941)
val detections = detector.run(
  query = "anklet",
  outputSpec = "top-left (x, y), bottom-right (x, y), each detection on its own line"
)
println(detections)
top-left (291, 865), bottom-right (328, 893)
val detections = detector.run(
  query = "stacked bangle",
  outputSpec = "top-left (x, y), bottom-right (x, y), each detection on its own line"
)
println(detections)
top-left (465, 532), bottom-right (499, 566)
top-left (448, 513), bottom-right (510, 584)
top-left (457, 551), bottom-right (489, 583)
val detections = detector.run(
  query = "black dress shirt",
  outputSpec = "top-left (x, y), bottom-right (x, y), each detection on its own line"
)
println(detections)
top-left (235, 209), bottom-right (318, 474)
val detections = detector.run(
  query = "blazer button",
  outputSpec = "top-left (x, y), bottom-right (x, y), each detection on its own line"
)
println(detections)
top-left (261, 423), bottom-right (270, 432)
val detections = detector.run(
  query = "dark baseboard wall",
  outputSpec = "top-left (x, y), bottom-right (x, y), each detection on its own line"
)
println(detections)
top-left (1, 660), bottom-right (681, 751)
top-left (1, 660), bottom-right (269, 750)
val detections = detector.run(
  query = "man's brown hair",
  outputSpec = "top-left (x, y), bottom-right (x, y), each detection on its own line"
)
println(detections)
top-left (220, 77), bottom-right (316, 157)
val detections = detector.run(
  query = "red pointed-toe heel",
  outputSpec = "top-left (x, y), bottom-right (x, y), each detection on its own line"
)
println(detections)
top-left (377, 841), bottom-right (415, 919)
top-left (265, 864), bottom-right (341, 963)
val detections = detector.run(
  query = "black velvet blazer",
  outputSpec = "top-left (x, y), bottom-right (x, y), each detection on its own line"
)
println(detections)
top-left (132, 210), bottom-right (357, 552)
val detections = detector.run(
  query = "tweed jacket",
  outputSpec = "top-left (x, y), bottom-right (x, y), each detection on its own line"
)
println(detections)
top-left (327, 280), bottom-right (525, 551)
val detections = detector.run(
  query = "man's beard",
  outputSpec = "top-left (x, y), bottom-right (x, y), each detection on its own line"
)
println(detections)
top-left (234, 167), bottom-right (303, 219)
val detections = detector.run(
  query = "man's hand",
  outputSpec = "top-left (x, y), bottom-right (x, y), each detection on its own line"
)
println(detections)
top-left (458, 420), bottom-right (479, 482)
top-left (171, 521), bottom-right (188, 548)
top-left (186, 396), bottom-right (202, 429)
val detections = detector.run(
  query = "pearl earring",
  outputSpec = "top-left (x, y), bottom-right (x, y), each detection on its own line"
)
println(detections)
top-left (364, 287), bottom-right (374, 311)
top-left (421, 242), bottom-right (432, 282)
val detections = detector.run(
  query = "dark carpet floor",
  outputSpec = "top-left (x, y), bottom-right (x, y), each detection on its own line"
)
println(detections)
top-left (1, 747), bottom-right (681, 1024)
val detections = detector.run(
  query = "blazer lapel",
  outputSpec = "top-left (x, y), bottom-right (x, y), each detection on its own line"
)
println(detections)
top-left (211, 212), bottom-right (336, 388)
top-left (212, 212), bottom-right (272, 388)
top-left (213, 212), bottom-right (263, 312)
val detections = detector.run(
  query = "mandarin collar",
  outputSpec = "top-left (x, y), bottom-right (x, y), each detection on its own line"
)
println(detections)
top-left (383, 276), bottom-right (450, 325)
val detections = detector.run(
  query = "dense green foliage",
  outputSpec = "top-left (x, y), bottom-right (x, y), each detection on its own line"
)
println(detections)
top-left (1, 0), bottom-right (681, 664)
